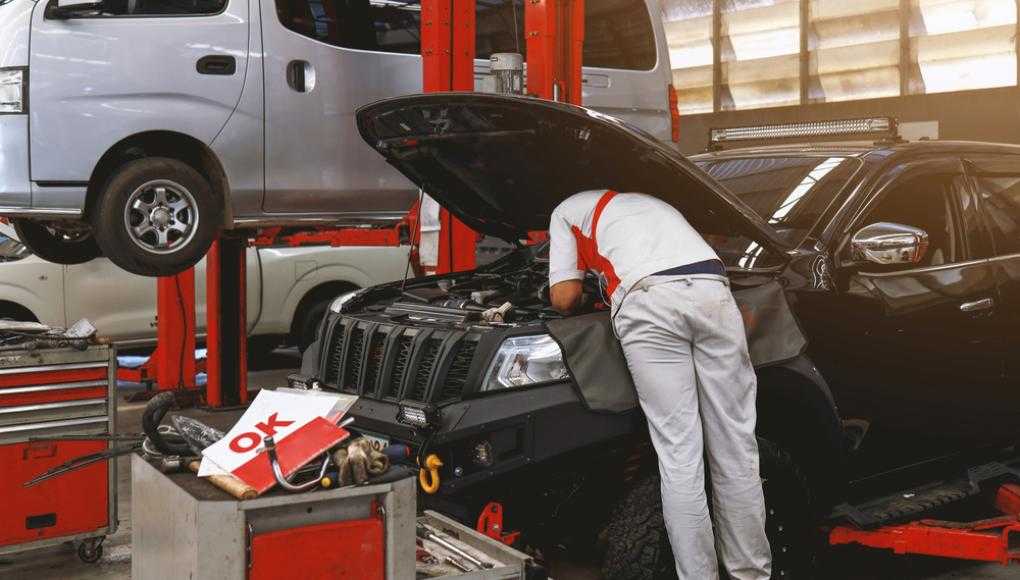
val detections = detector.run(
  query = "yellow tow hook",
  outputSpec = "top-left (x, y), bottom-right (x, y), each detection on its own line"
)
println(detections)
top-left (419, 454), bottom-right (443, 494)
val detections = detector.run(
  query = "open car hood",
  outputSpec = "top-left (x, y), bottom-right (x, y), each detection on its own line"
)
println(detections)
top-left (356, 93), bottom-right (786, 253)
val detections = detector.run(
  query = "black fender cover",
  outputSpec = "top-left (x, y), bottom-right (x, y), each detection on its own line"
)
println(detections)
top-left (547, 280), bottom-right (809, 413)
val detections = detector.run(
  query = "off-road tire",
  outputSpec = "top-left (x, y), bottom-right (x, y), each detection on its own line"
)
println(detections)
top-left (92, 157), bottom-right (219, 277)
top-left (12, 219), bottom-right (101, 265)
top-left (601, 438), bottom-right (816, 580)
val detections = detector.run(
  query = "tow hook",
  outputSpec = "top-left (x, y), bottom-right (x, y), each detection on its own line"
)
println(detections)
top-left (419, 454), bottom-right (444, 494)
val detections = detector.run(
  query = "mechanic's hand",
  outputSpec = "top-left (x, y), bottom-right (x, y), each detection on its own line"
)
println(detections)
top-left (333, 437), bottom-right (390, 486)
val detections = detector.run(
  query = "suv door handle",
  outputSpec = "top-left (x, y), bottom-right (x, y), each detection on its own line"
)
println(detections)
top-left (197, 55), bottom-right (237, 76)
top-left (960, 297), bottom-right (995, 313)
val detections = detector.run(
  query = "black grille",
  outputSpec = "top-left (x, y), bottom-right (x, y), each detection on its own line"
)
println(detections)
top-left (342, 327), bottom-right (366, 393)
top-left (407, 338), bottom-right (443, 402)
top-left (362, 331), bottom-right (388, 395)
top-left (382, 335), bottom-right (416, 399)
top-left (323, 323), bottom-right (346, 386)
top-left (321, 317), bottom-right (482, 403)
top-left (439, 340), bottom-right (477, 401)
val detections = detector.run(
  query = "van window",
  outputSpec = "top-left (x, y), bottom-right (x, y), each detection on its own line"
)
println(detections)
top-left (49, 0), bottom-right (227, 16)
top-left (276, 0), bottom-right (657, 70)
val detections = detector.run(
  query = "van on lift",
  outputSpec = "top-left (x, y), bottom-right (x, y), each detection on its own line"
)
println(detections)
top-left (0, 0), bottom-right (676, 278)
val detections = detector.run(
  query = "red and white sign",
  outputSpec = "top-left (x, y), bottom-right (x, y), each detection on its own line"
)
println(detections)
top-left (199, 390), bottom-right (355, 494)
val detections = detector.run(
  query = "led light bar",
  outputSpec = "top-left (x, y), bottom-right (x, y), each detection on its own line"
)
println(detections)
top-left (710, 117), bottom-right (897, 144)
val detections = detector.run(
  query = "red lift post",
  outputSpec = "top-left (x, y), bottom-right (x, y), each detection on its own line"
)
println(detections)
top-left (422, 0), bottom-right (479, 275)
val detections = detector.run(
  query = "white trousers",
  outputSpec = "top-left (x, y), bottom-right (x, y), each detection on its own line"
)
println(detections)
top-left (613, 275), bottom-right (771, 580)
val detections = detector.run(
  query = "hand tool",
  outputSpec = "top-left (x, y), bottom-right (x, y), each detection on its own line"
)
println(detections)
top-left (416, 523), bottom-right (493, 569)
top-left (187, 460), bottom-right (258, 500)
top-left (24, 444), bottom-right (140, 487)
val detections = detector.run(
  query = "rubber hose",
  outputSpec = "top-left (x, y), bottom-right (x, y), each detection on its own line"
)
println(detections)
top-left (142, 392), bottom-right (191, 455)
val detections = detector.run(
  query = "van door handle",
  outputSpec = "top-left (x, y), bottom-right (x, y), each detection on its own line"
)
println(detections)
top-left (960, 297), bottom-right (995, 313)
top-left (286, 60), bottom-right (316, 93)
top-left (197, 55), bottom-right (237, 76)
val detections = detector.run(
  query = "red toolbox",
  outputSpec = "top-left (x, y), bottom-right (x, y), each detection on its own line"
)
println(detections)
top-left (0, 344), bottom-right (117, 562)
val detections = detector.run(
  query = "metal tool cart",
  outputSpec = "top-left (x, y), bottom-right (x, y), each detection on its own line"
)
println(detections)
top-left (0, 344), bottom-right (118, 563)
top-left (132, 453), bottom-right (545, 579)
top-left (132, 453), bottom-right (416, 579)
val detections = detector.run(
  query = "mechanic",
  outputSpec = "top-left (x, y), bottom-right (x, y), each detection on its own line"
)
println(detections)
top-left (548, 189), bottom-right (771, 580)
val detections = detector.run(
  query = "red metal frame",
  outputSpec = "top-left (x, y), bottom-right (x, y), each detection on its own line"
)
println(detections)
top-left (422, 0), bottom-right (479, 275)
top-left (525, 0), bottom-right (585, 105)
top-left (117, 269), bottom-right (202, 393)
top-left (476, 501), bottom-right (521, 546)
top-left (829, 483), bottom-right (1020, 565)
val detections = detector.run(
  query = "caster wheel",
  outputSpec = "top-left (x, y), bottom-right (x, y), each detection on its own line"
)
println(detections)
top-left (78, 538), bottom-right (104, 564)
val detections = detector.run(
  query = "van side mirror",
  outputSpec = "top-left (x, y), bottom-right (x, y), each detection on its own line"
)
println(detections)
top-left (850, 222), bottom-right (929, 266)
top-left (51, 0), bottom-right (107, 19)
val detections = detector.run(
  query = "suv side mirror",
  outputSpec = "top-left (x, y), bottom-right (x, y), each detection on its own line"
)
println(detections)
top-left (51, 0), bottom-right (107, 19)
top-left (850, 222), bottom-right (929, 266)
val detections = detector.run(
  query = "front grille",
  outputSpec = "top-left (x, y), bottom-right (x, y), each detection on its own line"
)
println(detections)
top-left (407, 338), bottom-right (443, 402)
top-left (341, 327), bottom-right (366, 393)
top-left (323, 323), bottom-right (346, 386)
top-left (439, 340), bottom-right (478, 401)
top-left (321, 316), bottom-right (482, 404)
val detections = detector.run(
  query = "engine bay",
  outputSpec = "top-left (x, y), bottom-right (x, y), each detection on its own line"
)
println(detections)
top-left (353, 244), bottom-right (604, 328)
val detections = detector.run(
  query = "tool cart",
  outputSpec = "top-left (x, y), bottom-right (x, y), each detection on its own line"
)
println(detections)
top-left (0, 343), bottom-right (118, 562)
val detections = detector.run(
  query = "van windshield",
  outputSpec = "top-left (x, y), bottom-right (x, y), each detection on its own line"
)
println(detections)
top-left (0, 233), bottom-right (28, 262)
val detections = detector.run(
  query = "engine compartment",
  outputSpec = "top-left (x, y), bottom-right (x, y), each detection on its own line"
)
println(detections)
top-left (355, 244), bottom-right (603, 328)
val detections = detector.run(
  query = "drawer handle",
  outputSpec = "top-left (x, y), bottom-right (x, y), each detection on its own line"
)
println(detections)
top-left (26, 513), bottom-right (57, 530)
top-left (0, 362), bottom-right (107, 376)
top-left (0, 398), bottom-right (106, 415)
top-left (0, 380), bottom-right (106, 396)
top-left (0, 416), bottom-right (108, 435)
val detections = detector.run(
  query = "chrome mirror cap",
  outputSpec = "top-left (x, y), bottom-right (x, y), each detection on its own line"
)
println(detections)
top-left (851, 222), bottom-right (929, 266)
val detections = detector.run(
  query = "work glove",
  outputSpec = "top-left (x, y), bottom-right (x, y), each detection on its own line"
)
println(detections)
top-left (333, 437), bottom-right (390, 486)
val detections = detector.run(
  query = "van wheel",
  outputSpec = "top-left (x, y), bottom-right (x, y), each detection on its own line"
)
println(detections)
top-left (92, 158), bottom-right (219, 277)
top-left (601, 438), bottom-right (816, 580)
top-left (12, 219), bottom-right (100, 265)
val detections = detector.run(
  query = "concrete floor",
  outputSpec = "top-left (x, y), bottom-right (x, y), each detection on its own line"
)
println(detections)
top-left (0, 349), bottom-right (1015, 579)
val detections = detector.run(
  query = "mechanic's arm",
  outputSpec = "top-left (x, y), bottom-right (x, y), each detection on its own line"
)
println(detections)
top-left (548, 209), bottom-right (585, 315)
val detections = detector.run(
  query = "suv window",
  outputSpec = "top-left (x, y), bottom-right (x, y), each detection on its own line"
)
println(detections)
top-left (276, 0), bottom-right (656, 70)
top-left (857, 172), bottom-right (965, 270)
top-left (973, 174), bottom-right (1020, 256)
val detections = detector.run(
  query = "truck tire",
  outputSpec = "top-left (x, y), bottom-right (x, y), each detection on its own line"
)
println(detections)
top-left (602, 438), bottom-right (816, 580)
top-left (91, 158), bottom-right (219, 278)
top-left (12, 219), bottom-right (100, 265)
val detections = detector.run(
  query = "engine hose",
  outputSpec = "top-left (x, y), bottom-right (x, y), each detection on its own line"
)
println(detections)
top-left (141, 392), bottom-right (192, 456)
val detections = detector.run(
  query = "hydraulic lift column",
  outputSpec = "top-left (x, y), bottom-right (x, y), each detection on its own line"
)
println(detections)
top-left (421, 0), bottom-right (478, 275)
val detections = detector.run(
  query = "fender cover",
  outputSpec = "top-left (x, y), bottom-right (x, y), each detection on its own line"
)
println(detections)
top-left (547, 280), bottom-right (808, 413)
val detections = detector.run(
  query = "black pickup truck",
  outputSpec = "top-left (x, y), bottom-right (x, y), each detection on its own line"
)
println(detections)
top-left (301, 94), bottom-right (1020, 578)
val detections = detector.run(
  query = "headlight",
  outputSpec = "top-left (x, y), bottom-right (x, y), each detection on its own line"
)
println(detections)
top-left (483, 334), bottom-right (569, 391)
top-left (329, 290), bottom-right (358, 314)
top-left (0, 68), bottom-right (26, 114)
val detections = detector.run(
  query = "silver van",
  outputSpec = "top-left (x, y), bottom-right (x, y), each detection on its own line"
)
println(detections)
top-left (0, 0), bottom-right (675, 277)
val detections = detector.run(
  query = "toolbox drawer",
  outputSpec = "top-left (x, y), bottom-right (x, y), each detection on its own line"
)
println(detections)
top-left (0, 345), bottom-right (117, 553)
top-left (0, 440), bottom-right (110, 547)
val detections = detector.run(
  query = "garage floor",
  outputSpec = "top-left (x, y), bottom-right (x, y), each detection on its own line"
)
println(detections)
top-left (0, 350), bottom-right (1014, 580)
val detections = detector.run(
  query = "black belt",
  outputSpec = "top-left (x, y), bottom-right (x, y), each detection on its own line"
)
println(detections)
top-left (652, 259), bottom-right (727, 277)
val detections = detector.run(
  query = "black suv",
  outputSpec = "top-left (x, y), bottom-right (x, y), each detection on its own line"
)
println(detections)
top-left (301, 94), bottom-right (1020, 578)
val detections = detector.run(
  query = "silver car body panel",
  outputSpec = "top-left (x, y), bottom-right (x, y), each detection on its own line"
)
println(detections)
top-left (0, 0), bottom-right (672, 226)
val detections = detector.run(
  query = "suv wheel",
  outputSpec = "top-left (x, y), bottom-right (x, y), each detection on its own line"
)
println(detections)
top-left (602, 438), bottom-right (816, 580)
top-left (92, 158), bottom-right (219, 277)
top-left (12, 219), bottom-right (101, 265)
